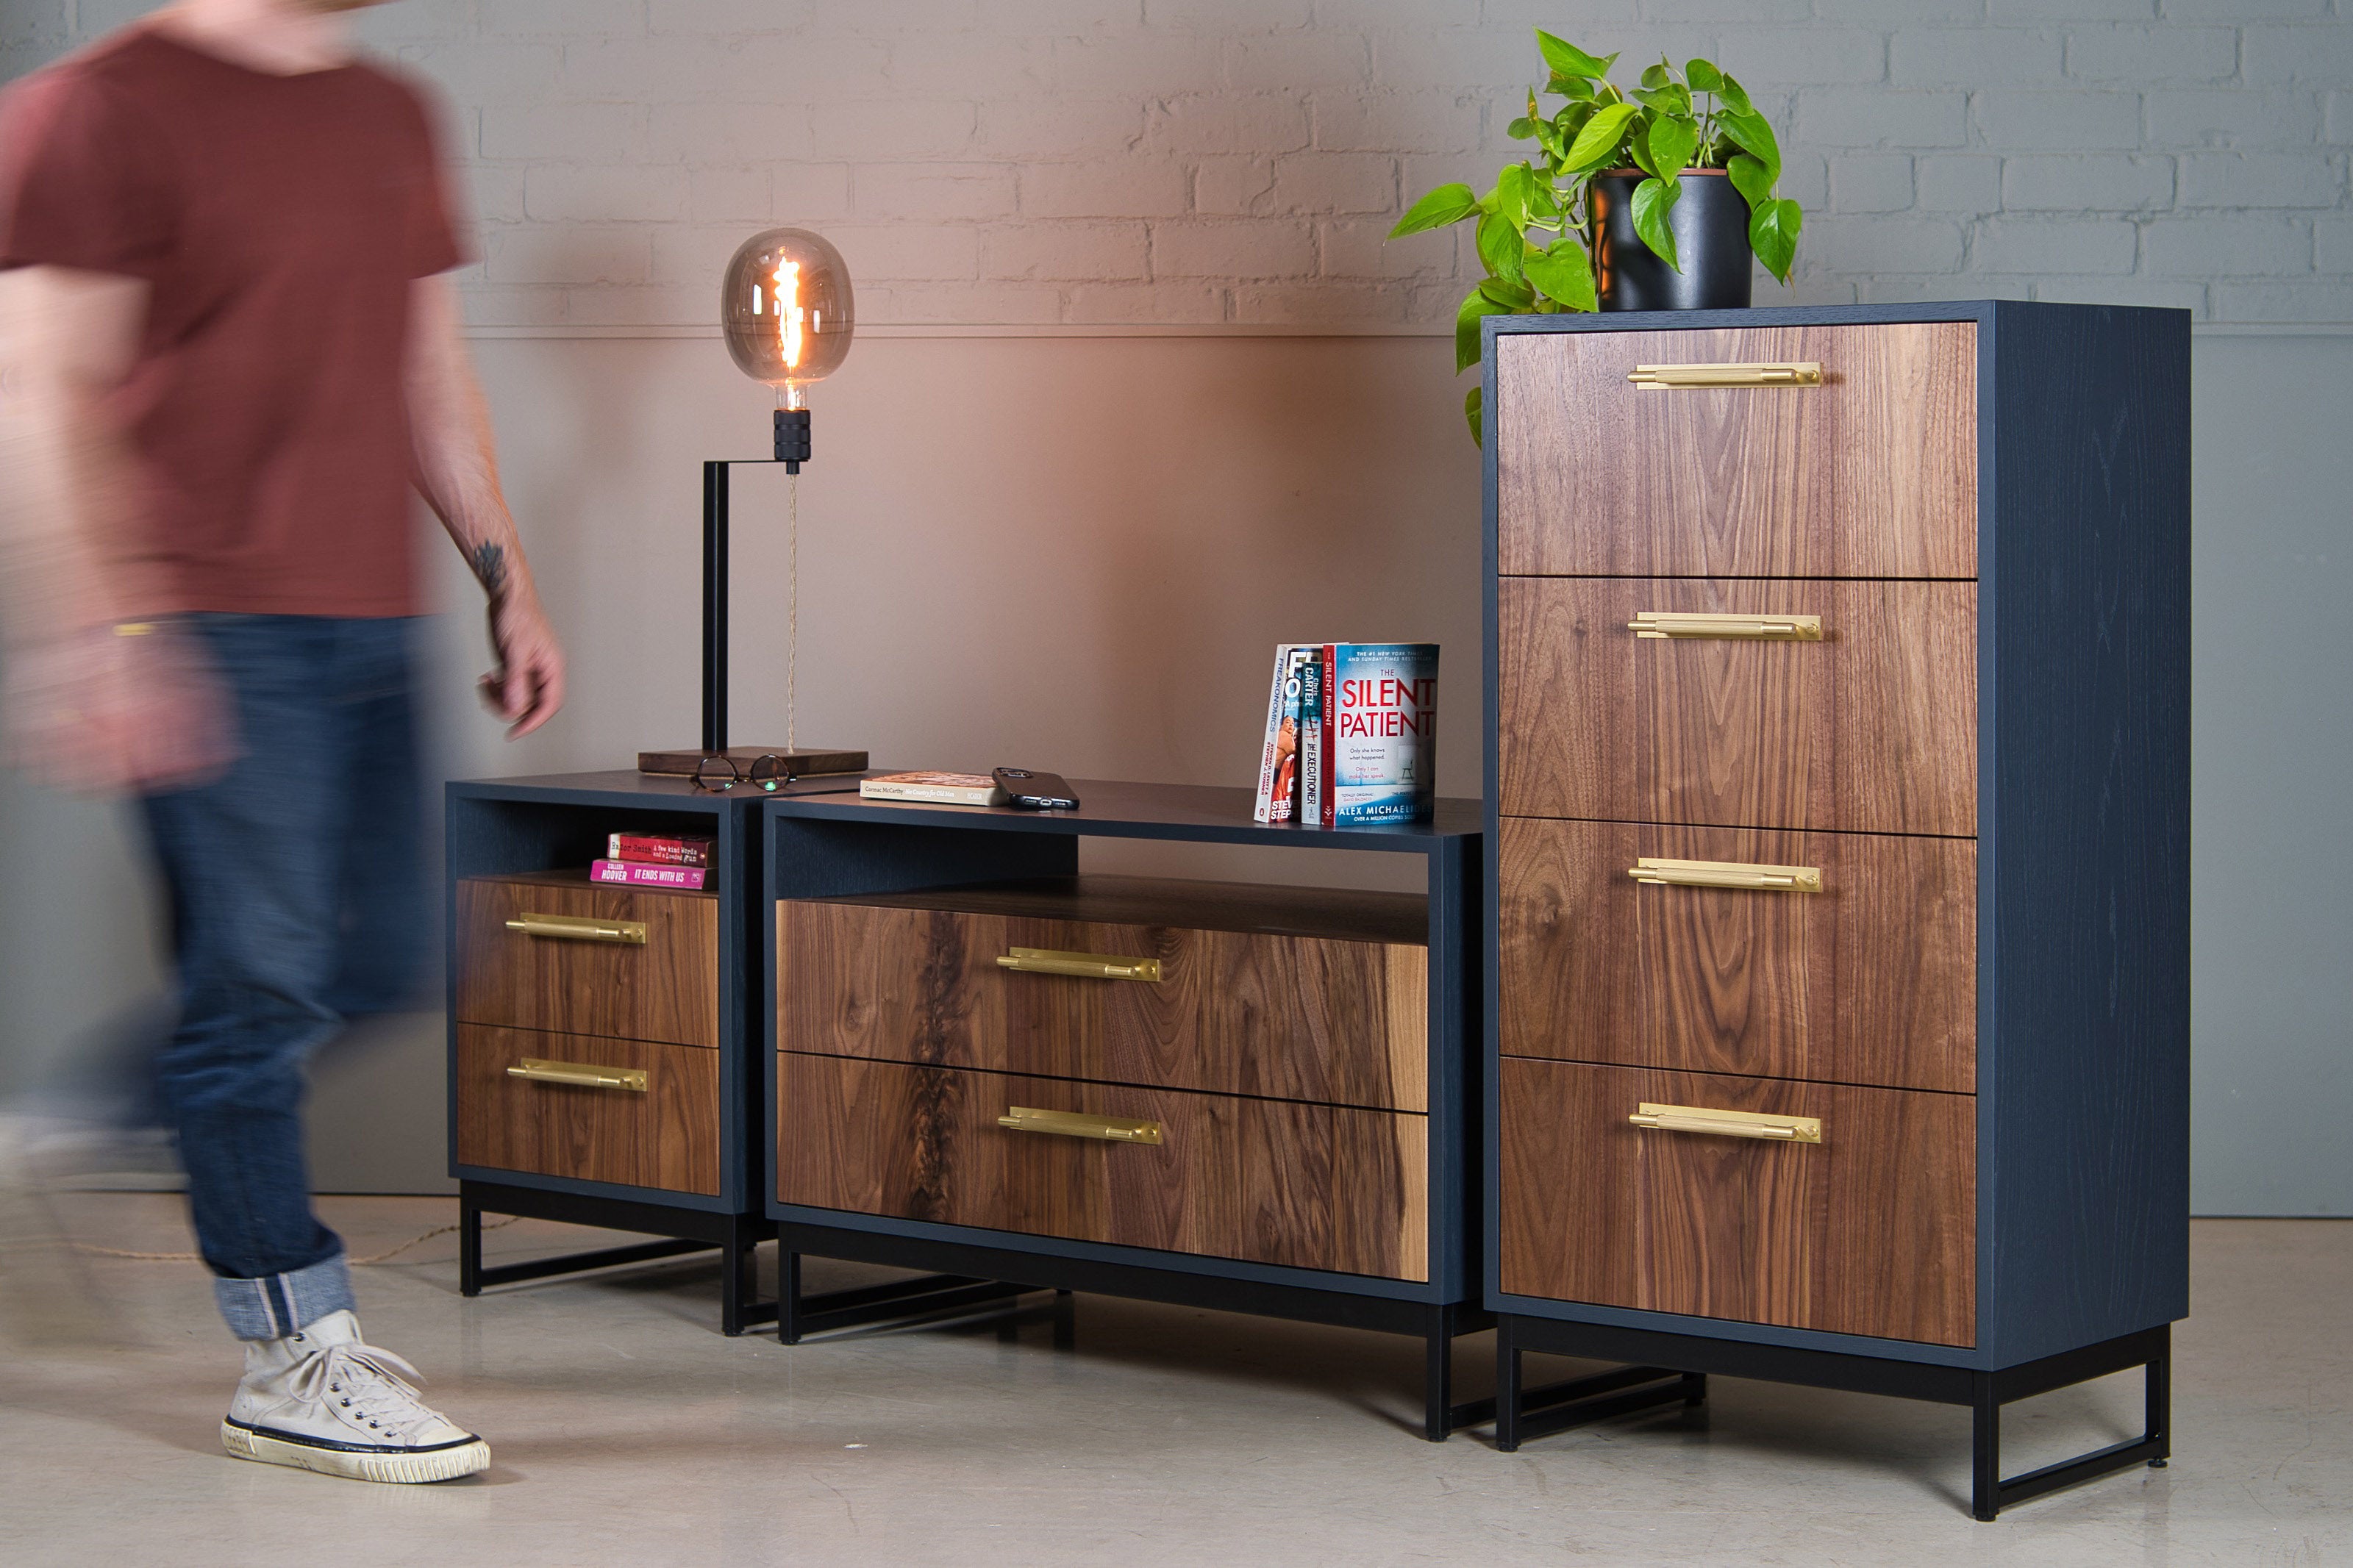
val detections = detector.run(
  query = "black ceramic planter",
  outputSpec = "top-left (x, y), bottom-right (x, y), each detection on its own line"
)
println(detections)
top-left (1589, 168), bottom-right (1752, 312)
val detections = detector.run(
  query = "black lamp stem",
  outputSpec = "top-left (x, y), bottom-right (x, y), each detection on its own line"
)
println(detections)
top-left (700, 460), bottom-right (729, 753)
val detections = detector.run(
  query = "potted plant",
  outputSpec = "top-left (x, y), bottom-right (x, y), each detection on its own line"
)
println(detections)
top-left (1388, 31), bottom-right (1804, 439)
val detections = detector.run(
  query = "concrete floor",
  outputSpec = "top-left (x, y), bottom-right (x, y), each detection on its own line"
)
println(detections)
top-left (1, 1199), bottom-right (2343, 1567)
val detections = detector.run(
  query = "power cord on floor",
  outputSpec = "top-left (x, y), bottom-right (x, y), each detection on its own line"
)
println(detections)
top-left (74, 1214), bottom-right (523, 1266)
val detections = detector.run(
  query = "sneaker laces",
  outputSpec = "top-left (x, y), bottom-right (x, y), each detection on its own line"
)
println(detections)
top-left (287, 1340), bottom-right (442, 1442)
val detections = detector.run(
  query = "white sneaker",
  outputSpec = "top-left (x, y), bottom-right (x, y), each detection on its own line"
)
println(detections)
top-left (221, 1310), bottom-right (490, 1483)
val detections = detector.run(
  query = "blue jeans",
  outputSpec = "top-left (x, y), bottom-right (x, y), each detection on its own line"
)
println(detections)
top-left (140, 615), bottom-right (430, 1339)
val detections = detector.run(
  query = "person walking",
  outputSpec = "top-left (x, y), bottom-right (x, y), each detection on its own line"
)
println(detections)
top-left (0, 0), bottom-right (563, 1483)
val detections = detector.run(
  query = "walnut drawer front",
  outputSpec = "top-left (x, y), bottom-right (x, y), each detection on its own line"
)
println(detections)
top-left (1498, 1057), bottom-right (1974, 1347)
top-left (456, 1025), bottom-right (720, 1196)
top-left (456, 876), bottom-right (720, 1049)
top-left (1498, 576), bottom-right (1978, 837)
top-left (778, 1053), bottom-right (1429, 1281)
top-left (1493, 321), bottom-right (1977, 579)
top-left (1499, 817), bottom-right (1976, 1094)
top-left (776, 899), bottom-right (1428, 1112)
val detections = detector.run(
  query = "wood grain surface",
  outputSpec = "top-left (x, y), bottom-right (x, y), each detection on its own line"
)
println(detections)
top-left (778, 1052), bottom-right (1429, 1281)
top-left (456, 876), bottom-right (720, 1048)
top-left (1494, 322), bottom-right (1977, 579)
top-left (1498, 1057), bottom-right (1974, 1346)
top-left (1498, 577), bottom-right (1978, 836)
top-left (778, 897), bottom-right (1429, 1111)
top-left (1499, 817), bottom-right (1976, 1092)
top-left (805, 873), bottom-right (1429, 946)
top-left (456, 1024), bottom-right (721, 1195)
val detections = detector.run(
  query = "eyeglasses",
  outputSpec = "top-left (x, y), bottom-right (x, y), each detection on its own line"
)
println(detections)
top-left (691, 753), bottom-right (797, 793)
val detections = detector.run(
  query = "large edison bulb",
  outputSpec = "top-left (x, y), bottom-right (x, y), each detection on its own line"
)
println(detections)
top-left (720, 227), bottom-right (853, 409)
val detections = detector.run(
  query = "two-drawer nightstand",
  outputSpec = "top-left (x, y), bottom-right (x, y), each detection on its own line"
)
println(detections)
top-left (1482, 303), bottom-right (2190, 1518)
top-left (446, 771), bottom-right (777, 1335)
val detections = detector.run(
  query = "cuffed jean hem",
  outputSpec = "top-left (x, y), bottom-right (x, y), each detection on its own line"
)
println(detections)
top-left (213, 1251), bottom-right (356, 1341)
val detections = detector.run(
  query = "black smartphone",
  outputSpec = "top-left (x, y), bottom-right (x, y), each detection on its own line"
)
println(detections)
top-left (993, 767), bottom-right (1081, 810)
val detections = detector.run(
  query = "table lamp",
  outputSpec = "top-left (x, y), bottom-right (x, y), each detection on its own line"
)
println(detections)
top-left (635, 226), bottom-right (870, 783)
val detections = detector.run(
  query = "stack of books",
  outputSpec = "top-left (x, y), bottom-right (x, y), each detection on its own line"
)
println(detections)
top-left (590, 831), bottom-right (713, 890)
top-left (1253, 642), bottom-right (1439, 826)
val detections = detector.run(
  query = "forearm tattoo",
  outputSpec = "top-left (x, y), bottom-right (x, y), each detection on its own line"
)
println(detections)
top-left (471, 541), bottom-right (507, 596)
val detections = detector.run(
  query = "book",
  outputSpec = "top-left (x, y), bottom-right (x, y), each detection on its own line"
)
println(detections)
top-left (1298, 652), bottom-right (1325, 828)
top-left (1252, 644), bottom-right (1317, 823)
top-left (590, 858), bottom-right (708, 890)
top-left (859, 770), bottom-right (1009, 806)
top-left (1327, 643), bottom-right (1439, 826)
top-left (607, 832), bottom-right (713, 868)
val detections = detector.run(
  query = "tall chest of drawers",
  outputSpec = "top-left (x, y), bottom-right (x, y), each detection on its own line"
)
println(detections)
top-left (1480, 302), bottom-right (2190, 1518)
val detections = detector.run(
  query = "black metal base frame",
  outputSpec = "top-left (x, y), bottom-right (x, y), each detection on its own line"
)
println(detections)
top-left (459, 1181), bottom-right (776, 1337)
top-left (1495, 1314), bottom-right (2171, 1521)
top-left (782, 1220), bottom-right (1498, 1441)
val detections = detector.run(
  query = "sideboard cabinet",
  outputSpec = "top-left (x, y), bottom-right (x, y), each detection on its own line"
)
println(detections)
top-left (762, 782), bottom-right (1490, 1439)
top-left (1482, 302), bottom-right (2190, 1519)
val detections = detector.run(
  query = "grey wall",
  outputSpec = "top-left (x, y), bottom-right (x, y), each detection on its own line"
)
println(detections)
top-left (0, 1), bottom-right (2346, 1211)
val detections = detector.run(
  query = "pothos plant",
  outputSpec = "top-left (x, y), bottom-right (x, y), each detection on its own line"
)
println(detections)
top-left (1389, 31), bottom-right (1805, 440)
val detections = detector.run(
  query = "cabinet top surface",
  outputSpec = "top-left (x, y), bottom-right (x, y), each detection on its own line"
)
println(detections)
top-left (1487, 298), bottom-right (2188, 339)
top-left (448, 768), bottom-right (854, 811)
top-left (768, 777), bottom-right (1482, 850)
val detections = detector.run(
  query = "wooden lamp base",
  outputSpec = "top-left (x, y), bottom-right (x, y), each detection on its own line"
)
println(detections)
top-left (637, 745), bottom-right (868, 778)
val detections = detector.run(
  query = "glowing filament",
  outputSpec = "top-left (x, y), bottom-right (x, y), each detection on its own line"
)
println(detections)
top-left (774, 257), bottom-right (804, 380)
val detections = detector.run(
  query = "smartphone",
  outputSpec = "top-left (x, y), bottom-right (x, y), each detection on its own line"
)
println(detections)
top-left (993, 767), bottom-right (1080, 810)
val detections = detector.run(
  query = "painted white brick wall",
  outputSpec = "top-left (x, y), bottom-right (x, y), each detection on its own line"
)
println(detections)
top-left (5, 1), bottom-right (2349, 323)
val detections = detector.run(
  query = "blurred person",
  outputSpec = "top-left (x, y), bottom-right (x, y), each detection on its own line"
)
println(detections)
top-left (0, 0), bottom-right (563, 1483)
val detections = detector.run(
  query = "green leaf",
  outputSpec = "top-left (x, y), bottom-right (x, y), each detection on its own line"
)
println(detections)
top-left (1640, 60), bottom-right (1671, 90)
top-left (1646, 113), bottom-right (1699, 178)
top-left (1629, 122), bottom-right (1660, 179)
top-left (1476, 210), bottom-right (1527, 284)
top-left (1716, 107), bottom-right (1780, 182)
top-left (1631, 175), bottom-right (1682, 273)
top-left (1524, 238), bottom-right (1597, 312)
top-left (1749, 197), bottom-right (1802, 284)
top-left (1478, 276), bottom-right (1536, 309)
top-left (1456, 287), bottom-right (1511, 373)
top-left (1535, 29), bottom-right (1617, 80)
top-left (1564, 101), bottom-right (1639, 171)
top-left (1632, 84), bottom-right (1692, 118)
top-left (1549, 73), bottom-right (1597, 101)
top-left (1507, 115), bottom-right (1536, 140)
top-left (1530, 115), bottom-right (1564, 159)
top-left (1496, 161), bottom-right (1542, 233)
top-left (1685, 58), bottom-right (1724, 94)
top-left (1465, 385), bottom-right (1484, 448)
top-left (1389, 181), bottom-right (1478, 238)
top-left (1727, 151), bottom-right (1774, 210)
top-left (1716, 71), bottom-right (1753, 115)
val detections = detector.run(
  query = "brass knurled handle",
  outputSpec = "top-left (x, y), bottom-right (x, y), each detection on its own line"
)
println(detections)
top-left (505, 913), bottom-right (648, 945)
top-left (1629, 1103), bottom-right (1822, 1144)
top-left (1627, 361), bottom-right (1823, 389)
top-left (1629, 856), bottom-right (1824, 893)
top-left (507, 1058), bottom-right (649, 1092)
top-left (997, 1106), bottom-right (1164, 1145)
top-left (996, 947), bottom-right (1163, 983)
top-left (1629, 611), bottom-right (1823, 641)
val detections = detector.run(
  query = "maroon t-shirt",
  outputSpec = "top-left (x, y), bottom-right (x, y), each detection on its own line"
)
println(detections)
top-left (0, 28), bottom-right (464, 618)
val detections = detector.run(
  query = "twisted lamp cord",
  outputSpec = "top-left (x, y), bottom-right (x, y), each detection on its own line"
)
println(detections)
top-left (75, 1214), bottom-right (521, 1266)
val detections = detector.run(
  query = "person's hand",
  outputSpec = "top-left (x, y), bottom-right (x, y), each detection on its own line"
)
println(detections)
top-left (3, 623), bottom-right (236, 793)
top-left (479, 587), bottom-right (565, 739)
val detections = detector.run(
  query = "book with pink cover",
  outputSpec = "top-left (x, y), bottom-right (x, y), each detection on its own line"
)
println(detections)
top-left (590, 859), bottom-right (708, 890)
